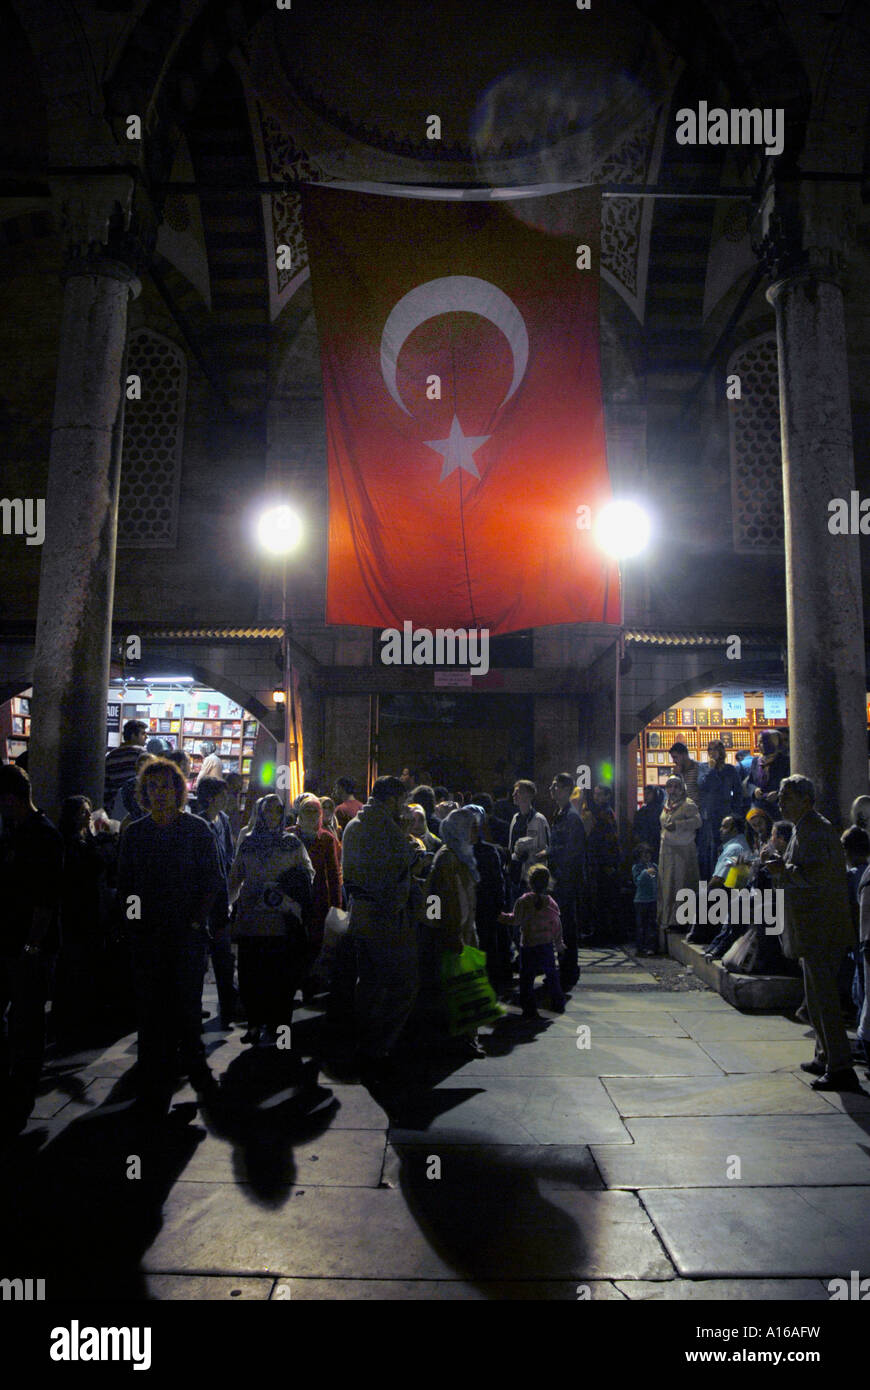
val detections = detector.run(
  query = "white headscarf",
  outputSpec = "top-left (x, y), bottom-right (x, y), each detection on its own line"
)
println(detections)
top-left (439, 807), bottom-right (480, 883)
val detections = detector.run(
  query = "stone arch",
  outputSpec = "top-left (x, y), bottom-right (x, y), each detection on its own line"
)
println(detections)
top-left (627, 654), bottom-right (787, 737)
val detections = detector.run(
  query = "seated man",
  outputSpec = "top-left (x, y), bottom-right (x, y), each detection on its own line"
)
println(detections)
top-left (687, 815), bottom-right (750, 945)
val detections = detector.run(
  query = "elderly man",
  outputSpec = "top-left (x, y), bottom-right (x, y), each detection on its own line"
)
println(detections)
top-left (766, 775), bottom-right (862, 1093)
top-left (341, 775), bottom-right (418, 1068)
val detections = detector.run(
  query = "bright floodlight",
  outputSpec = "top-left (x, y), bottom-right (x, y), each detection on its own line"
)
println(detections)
top-left (596, 500), bottom-right (651, 559)
top-left (257, 504), bottom-right (303, 555)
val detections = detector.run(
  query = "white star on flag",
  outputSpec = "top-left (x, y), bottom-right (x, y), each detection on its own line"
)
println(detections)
top-left (424, 414), bottom-right (490, 483)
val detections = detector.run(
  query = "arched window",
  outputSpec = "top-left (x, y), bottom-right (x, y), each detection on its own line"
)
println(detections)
top-left (118, 329), bottom-right (186, 548)
top-left (728, 332), bottom-right (784, 553)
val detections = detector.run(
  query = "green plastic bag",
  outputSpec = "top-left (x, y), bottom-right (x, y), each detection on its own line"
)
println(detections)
top-left (441, 945), bottom-right (506, 1036)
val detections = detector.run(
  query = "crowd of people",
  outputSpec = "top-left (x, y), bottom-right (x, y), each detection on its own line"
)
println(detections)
top-left (0, 720), bottom-right (867, 1137)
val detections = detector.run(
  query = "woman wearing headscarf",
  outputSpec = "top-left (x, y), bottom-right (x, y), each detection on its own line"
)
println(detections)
top-left (228, 794), bottom-right (315, 1046)
top-left (293, 793), bottom-right (342, 988)
top-left (319, 795), bottom-right (341, 840)
top-left (657, 774), bottom-right (702, 948)
top-left (422, 807), bottom-right (485, 1057)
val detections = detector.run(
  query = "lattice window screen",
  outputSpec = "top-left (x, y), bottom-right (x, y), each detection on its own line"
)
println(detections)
top-left (728, 333), bottom-right (784, 553)
top-left (118, 329), bottom-right (186, 548)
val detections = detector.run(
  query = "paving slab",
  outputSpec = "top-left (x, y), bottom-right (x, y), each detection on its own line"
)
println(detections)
top-left (383, 1142), bottom-right (603, 1190)
top-left (174, 1126), bottom-right (386, 1188)
top-left (791, 1069), bottom-right (870, 1112)
top-left (280, 1278), bottom-right (627, 1299)
top-left (615, 1278), bottom-right (831, 1300)
top-left (668, 1011), bottom-right (811, 1041)
top-left (390, 1076), bottom-right (631, 1145)
top-left (459, 1036), bottom-right (722, 1078)
top-left (604, 1073), bottom-right (834, 1117)
top-left (642, 1186), bottom-right (870, 1277)
top-left (563, 990), bottom-right (728, 1014)
top-left (319, 1084), bottom-right (390, 1130)
top-left (531, 1012), bottom-right (689, 1038)
top-left (31, 1076), bottom-right (117, 1120)
top-left (696, 1040), bottom-right (821, 1074)
top-left (592, 1115), bottom-right (870, 1188)
top-left (144, 1182), bottom-right (672, 1280)
top-left (146, 1275), bottom-right (275, 1300)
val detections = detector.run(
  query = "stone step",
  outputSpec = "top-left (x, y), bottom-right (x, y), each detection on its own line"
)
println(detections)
top-left (666, 931), bottom-right (804, 1013)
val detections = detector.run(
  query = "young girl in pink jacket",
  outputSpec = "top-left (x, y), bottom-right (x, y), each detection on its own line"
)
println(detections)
top-left (499, 864), bottom-right (566, 1018)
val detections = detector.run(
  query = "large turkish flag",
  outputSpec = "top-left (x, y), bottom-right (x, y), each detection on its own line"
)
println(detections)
top-left (301, 184), bottom-right (620, 635)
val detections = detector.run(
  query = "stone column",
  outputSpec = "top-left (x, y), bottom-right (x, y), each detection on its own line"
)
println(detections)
top-left (29, 178), bottom-right (142, 820)
top-left (758, 177), bottom-right (865, 826)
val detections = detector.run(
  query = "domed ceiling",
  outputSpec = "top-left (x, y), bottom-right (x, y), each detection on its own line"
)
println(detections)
top-left (250, 0), bottom-right (677, 172)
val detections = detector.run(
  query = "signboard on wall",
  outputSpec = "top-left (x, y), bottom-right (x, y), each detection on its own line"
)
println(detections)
top-left (763, 688), bottom-right (787, 720)
top-left (721, 687), bottom-right (746, 720)
top-left (106, 703), bottom-right (121, 735)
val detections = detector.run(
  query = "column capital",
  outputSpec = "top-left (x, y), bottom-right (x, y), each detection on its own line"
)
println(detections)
top-left (753, 171), bottom-right (859, 294)
top-left (50, 172), bottom-right (158, 288)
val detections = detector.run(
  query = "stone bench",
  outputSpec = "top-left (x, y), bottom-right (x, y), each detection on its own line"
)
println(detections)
top-left (666, 930), bottom-right (804, 1013)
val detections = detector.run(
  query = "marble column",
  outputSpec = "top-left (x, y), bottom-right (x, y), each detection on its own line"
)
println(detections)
top-left (759, 178), bottom-right (865, 826)
top-left (29, 178), bottom-right (142, 820)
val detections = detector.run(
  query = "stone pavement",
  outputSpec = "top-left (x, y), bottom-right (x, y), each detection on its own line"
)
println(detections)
top-left (3, 947), bottom-right (869, 1301)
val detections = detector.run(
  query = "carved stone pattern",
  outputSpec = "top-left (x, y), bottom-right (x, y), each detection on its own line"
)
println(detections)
top-left (597, 107), bottom-right (659, 296)
top-left (729, 334), bottom-right (784, 552)
top-left (119, 330), bottom-right (186, 548)
top-left (261, 112), bottom-right (325, 294)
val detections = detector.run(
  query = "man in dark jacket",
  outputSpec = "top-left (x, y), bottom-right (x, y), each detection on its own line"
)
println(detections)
top-left (0, 765), bottom-right (63, 1136)
top-left (548, 773), bottom-right (587, 989)
top-left (697, 741), bottom-right (743, 879)
top-left (117, 758), bottom-right (223, 1121)
top-left (468, 803), bottom-right (512, 995)
top-left (341, 776), bottom-right (417, 1065)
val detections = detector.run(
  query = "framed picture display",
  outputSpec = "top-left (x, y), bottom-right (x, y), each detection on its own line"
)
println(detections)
top-left (665, 709), bottom-right (678, 727)
top-left (12, 715), bottom-right (24, 735)
top-left (649, 712), bottom-right (664, 727)
top-left (710, 708), bottom-right (723, 726)
top-left (724, 717), bottom-right (738, 726)
top-left (18, 697), bottom-right (30, 716)
top-left (720, 730), bottom-right (734, 749)
top-left (696, 708), bottom-right (709, 727)
top-left (681, 708), bottom-right (695, 726)
top-left (208, 704), bottom-right (220, 720)
top-left (647, 730), bottom-right (661, 750)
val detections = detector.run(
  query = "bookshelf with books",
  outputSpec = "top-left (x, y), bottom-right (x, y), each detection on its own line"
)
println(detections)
top-left (181, 715), bottom-right (258, 790)
top-left (0, 694), bottom-right (31, 762)
top-left (636, 692), bottom-right (790, 807)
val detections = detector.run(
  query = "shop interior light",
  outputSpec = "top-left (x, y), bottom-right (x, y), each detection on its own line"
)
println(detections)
top-left (273, 689), bottom-right (287, 704)
top-left (257, 504), bottom-right (304, 556)
top-left (596, 500), bottom-right (652, 559)
top-left (141, 677), bottom-right (195, 684)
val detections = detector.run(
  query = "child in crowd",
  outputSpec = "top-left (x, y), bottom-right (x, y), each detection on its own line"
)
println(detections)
top-left (632, 842), bottom-right (658, 956)
top-left (499, 863), bottom-right (565, 1018)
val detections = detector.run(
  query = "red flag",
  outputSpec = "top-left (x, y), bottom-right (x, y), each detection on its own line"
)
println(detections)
top-left (301, 184), bottom-right (620, 635)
